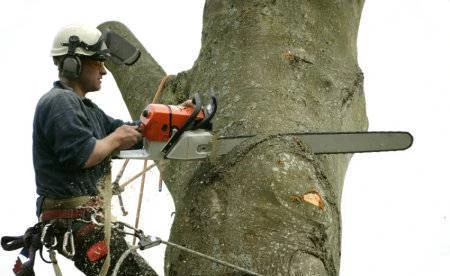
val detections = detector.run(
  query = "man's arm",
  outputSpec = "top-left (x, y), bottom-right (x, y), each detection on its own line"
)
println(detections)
top-left (84, 124), bottom-right (141, 168)
top-left (84, 99), bottom-right (193, 168)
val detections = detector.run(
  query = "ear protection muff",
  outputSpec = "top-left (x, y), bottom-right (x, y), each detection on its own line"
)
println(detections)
top-left (59, 36), bottom-right (82, 80)
top-left (59, 55), bottom-right (81, 80)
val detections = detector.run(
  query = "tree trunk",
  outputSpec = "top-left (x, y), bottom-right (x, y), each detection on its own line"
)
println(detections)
top-left (99, 0), bottom-right (367, 275)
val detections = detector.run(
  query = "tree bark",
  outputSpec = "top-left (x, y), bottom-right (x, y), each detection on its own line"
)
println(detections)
top-left (99, 0), bottom-right (367, 275)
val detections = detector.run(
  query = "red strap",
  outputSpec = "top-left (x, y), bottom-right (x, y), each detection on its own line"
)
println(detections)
top-left (86, 240), bottom-right (108, 262)
top-left (40, 208), bottom-right (88, 221)
top-left (75, 223), bottom-right (96, 239)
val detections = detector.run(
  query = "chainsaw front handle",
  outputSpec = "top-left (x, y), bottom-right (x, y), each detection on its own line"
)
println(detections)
top-left (194, 95), bottom-right (217, 131)
top-left (161, 93), bottom-right (203, 156)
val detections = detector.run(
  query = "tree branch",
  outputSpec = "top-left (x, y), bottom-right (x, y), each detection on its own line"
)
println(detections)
top-left (97, 21), bottom-right (166, 119)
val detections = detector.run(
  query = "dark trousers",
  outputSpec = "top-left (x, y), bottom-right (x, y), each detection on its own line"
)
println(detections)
top-left (48, 219), bottom-right (158, 276)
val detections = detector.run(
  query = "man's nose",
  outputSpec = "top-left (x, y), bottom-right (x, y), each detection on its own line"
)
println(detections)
top-left (100, 63), bottom-right (107, 75)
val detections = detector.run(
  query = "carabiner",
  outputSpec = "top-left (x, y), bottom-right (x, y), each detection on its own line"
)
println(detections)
top-left (62, 229), bottom-right (75, 258)
top-left (41, 223), bottom-right (57, 248)
top-left (90, 212), bottom-right (104, 226)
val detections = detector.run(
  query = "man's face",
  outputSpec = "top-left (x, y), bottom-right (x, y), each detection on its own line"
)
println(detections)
top-left (78, 57), bottom-right (107, 93)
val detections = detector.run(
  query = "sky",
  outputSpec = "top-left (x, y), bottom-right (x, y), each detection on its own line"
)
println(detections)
top-left (0, 1), bottom-right (449, 275)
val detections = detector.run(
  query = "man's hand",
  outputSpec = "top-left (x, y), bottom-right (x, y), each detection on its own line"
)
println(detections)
top-left (112, 125), bottom-right (142, 150)
top-left (84, 125), bottom-right (142, 168)
top-left (180, 99), bottom-right (194, 108)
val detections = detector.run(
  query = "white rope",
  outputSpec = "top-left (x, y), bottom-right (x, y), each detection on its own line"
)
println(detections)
top-left (49, 249), bottom-right (63, 276)
top-left (161, 240), bottom-right (263, 276)
top-left (98, 171), bottom-right (113, 276)
top-left (111, 245), bottom-right (140, 276)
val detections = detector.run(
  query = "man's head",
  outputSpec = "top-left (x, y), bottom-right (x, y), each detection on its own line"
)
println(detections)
top-left (51, 24), bottom-right (108, 94)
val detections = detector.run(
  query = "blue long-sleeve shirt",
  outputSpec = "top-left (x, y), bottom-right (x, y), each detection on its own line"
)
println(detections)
top-left (33, 81), bottom-right (124, 215)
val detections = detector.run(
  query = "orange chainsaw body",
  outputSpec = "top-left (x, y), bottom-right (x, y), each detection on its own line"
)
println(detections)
top-left (140, 104), bottom-right (205, 142)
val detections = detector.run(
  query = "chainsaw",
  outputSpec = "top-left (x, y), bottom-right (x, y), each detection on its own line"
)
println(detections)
top-left (117, 94), bottom-right (413, 160)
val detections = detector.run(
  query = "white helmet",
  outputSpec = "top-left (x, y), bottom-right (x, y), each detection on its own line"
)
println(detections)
top-left (50, 24), bottom-right (140, 79)
top-left (51, 24), bottom-right (107, 58)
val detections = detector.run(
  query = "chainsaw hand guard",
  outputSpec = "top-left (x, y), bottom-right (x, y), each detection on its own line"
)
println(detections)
top-left (161, 93), bottom-right (214, 156)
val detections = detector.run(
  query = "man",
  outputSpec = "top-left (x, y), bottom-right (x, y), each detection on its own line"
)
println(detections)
top-left (33, 24), bottom-right (157, 275)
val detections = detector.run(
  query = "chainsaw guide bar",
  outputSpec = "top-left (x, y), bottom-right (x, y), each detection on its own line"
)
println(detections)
top-left (215, 131), bottom-right (414, 155)
top-left (118, 131), bottom-right (413, 160)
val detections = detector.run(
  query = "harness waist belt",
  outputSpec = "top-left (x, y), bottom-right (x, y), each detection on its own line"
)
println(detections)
top-left (40, 208), bottom-right (90, 221)
top-left (42, 195), bottom-right (102, 210)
